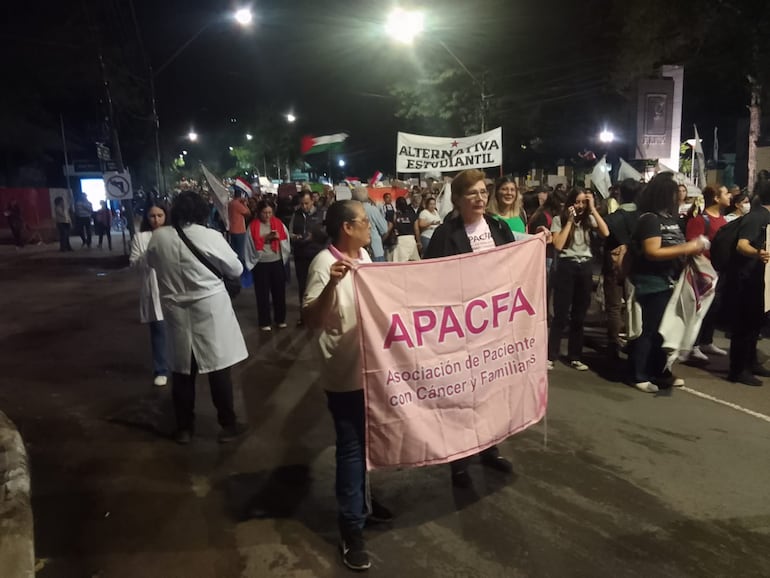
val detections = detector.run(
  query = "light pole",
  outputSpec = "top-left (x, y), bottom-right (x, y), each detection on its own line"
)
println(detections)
top-left (147, 8), bottom-right (254, 194)
top-left (385, 8), bottom-right (490, 133)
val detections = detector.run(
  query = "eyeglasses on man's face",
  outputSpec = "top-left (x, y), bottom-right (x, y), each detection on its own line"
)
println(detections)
top-left (348, 216), bottom-right (370, 225)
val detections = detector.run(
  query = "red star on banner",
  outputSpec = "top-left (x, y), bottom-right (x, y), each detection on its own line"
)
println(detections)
top-left (451, 140), bottom-right (459, 147)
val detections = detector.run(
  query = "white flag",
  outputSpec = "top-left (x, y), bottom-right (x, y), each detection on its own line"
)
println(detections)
top-left (201, 163), bottom-right (231, 230)
top-left (618, 158), bottom-right (643, 182)
top-left (437, 181), bottom-right (454, 219)
top-left (694, 125), bottom-right (707, 189)
top-left (591, 155), bottom-right (612, 199)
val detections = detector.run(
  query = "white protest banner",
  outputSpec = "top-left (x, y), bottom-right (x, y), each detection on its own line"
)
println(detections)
top-left (104, 171), bottom-right (133, 200)
top-left (354, 235), bottom-right (548, 470)
top-left (396, 127), bottom-right (503, 173)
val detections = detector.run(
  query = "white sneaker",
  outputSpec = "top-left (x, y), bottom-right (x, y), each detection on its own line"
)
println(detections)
top-left (277, 323), bottom-right (288, 329)
top-left (153, 375), bottom-right (168, 387)
top-left (677, 352), bottom-right (690, 363)
top-left (689, 346), bottom-right (709, 361)
top-left (260, 326), bottom-right (272, 332)
top-left (700, 343), bottom-right (727, 356)
top-left (634, 381), bottom-right (659, 393)
top-left (547, 360), bottom-right (554, 370)
top-left (569, 360), bottom-right (589, 371)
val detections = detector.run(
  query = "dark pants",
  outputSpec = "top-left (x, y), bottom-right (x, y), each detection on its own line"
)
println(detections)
top-left (148, 321), bottom-right (168, 377)
top-left (729, 274), bottom-right (763, 377)
top-left (548, 259), bottom-right (593, 361)
top-left (57, 222), bottom-right (72, 251)
top-left (171, 354), bottom-right (236, 432)
top-left (696, 278), bottom-right (721, 346)
top-left (253, 260), bottom-right (287, 327)
top-left (295, 257), bottom-right (311, 306)
top-left (75, 216), bottom-right (92, 246)
top-left (96, 224), bottom-right (112, 250)
top-left (629, 289), bottom-right (672, 383)
top-left (603, 265), bottom-right (625, 352)
top-left (326, 389), bottom-right (369, 533)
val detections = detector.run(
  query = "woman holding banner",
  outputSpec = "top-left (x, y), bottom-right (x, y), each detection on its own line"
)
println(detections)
top-left (303, 200), bottom-right (392, 572)
top-left (423, 168), bottom-right (518, 489)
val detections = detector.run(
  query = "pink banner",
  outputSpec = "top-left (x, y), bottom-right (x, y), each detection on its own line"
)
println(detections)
top-left (354, 235), bottom-right (549, 470)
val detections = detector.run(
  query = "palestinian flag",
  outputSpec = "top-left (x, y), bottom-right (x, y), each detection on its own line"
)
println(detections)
top-left (301, 133), bottom-right (349, 155)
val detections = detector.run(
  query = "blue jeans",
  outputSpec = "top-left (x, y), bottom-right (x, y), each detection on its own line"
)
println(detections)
top-left (629, 289), bottom-right (672, 383)
top-left (326, 389), bottom-right (369, 532)
top-left (149, 320), bottom-right (168, 377)
top-left (229, 233), bottom-right (246, 264)
top-left (372, 255), bottom-right (386, 262)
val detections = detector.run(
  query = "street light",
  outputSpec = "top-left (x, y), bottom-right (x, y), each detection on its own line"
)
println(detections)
top-left (286, 113), bottom-right (296, 123)
top-left (234, 8), bottom-right (254, 26)
top-left (338, 159), bottom-right (346, 168)
top-left (599, 129), bottom-right (615, 143)
top-left (187, 131), bottom-right (198, 142)
top-left (182, 150), bottom-right (188, 155)
top-left (385, 8), bottom-right (424, 45)
top-left (246, 133), bottom-right (253, 141)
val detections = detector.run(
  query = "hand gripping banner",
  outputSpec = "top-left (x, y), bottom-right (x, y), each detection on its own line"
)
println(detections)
top-left (353, 234), bottom-right (548, 470)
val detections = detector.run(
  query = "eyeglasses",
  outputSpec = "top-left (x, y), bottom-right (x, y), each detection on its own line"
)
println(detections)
top-left (463, 189), bottom-right (489, 199)
top-left (348, 217), bottom-right (370, 225)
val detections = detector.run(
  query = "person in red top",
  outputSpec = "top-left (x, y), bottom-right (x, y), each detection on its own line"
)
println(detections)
top-left (682, 185), bottom-right (732, 361)
top-left (228, 190), bottom-right (252, 263)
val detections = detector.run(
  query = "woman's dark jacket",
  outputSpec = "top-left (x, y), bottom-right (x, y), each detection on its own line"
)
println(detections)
top-left (423, 213), bottom-right (515, 258)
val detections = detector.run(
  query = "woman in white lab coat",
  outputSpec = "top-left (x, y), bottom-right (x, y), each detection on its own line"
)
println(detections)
top-left (129, 205), bottom-right (169, 387)
top-left (147, 191), bottom-right (248, 445)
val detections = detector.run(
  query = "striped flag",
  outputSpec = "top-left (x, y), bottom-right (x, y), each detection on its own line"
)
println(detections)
top-left (300, 133), bottom-right (349, 155)
top-left (368, 170), bottom-right (383, 186)
top-left (234, 177), bottom-right (252, 196)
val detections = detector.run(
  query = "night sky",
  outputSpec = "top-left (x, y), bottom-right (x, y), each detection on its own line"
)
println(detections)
top-left (2, 0), bottom-right (754, 184)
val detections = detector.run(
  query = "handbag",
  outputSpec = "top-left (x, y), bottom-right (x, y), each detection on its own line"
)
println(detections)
top-left (175, 225), bottom-right (241, 299)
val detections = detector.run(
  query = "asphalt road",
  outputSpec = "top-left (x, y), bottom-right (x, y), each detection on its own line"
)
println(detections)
top-left (1, 242), bottom-right (769, 578)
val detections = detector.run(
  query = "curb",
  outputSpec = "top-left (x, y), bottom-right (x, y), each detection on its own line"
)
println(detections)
top-left (0, 411), bottom-right (34, 578)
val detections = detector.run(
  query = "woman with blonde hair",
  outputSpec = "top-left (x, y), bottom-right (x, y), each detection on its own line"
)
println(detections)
top-left (487, 176), bottom-right (526, 234)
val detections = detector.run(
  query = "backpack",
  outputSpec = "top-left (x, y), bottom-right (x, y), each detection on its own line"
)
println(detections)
top-left (709, 215), bottom-right (744, 272)
top-left (608, 209), bottom-right (636, 281)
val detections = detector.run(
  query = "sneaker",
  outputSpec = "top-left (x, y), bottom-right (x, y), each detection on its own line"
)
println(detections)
top-left (752, 365), bottom-right (770, 377)
top-left (340, 530), bottom-right (371, 571)
top-left (655, 372), bottom-right (684, 389)
top-left (451, 468), bottom-right (473, 489)
top-left (367, 499), bottom-right (394, 524)
top-left (547, 360), bottom-right (554, 370)
top-left (634, 381), bottom-right (659, 393)
top-left (729, 372), bottom-right (763, 386)
top-left (277, 322), bottom-right (288, 329)
top-left (569, 360), bottom-right (589, 371)
top-left (481, 453), bottom-right (513, 474)
top-left (689, 346), bottom-right (709, 362)
top-left (260, 326), bottom-right (272, 332)
top-left (296, 319), bottom-right (304, 327)
top-left (700, 343), bottom-right (727, 356)
top-left (218, 422), bottom-right (249, 443)
top-left (174, 429), bottom-right (192, 445)
top-left (153, 375), bottom-right (168, 387)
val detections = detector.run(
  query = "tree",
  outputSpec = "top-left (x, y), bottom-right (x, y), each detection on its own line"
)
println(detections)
top-left (611, 0), bottom-right (770, 187)
top-left (389, 66), bottom-right (489, 136)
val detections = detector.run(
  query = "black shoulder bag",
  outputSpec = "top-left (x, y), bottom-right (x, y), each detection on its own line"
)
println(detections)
top-left (175, 225), bottom-right (241, 299)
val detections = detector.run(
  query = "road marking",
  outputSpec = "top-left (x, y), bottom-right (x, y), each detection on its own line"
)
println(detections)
top-left (680, 386), bottom-right (770, 424)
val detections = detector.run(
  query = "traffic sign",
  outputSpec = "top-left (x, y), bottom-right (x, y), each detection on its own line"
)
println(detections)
top-left (104, 171), bottom-right (133, 200)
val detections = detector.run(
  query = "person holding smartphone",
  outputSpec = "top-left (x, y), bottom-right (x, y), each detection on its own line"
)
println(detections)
top-left (246, 200), bottom-right (291, 331)
top-left (548, 187), bottom-right (609, 371)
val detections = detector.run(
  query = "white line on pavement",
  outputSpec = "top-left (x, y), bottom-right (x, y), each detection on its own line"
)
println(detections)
top-left (680, 386), bottom-right (770, 424)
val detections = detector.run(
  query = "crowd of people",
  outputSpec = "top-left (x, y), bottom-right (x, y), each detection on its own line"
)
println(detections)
top-left (118, 167), bottom-right (770, 572)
